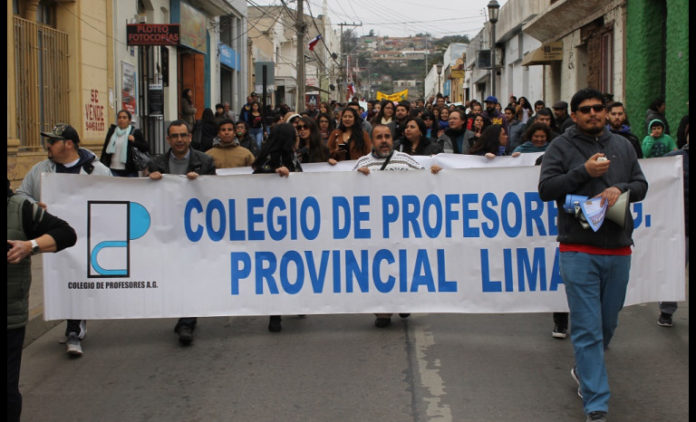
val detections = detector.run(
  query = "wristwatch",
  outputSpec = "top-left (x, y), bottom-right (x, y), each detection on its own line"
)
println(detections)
top-left (30, 239), bottom-right (40, 255)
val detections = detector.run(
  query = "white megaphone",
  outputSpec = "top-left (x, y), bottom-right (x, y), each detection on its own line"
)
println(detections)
top-left (605, 190), bottom-right (630, 227)
top-left (563, 190), bottom-right (630, 229)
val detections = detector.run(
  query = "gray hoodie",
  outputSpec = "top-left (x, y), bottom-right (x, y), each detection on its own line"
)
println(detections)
top-left (538, 126), bottom-right (648, 248)
top-left (16, 148), bottom-right (112, 203)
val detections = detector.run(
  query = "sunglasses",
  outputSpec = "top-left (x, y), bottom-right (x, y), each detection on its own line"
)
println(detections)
top-left (296, 125), bottom-right (309, 130)
top-left (576, 104), bottom-right (605, 114)
top-left (41, 137), bottom-right (64, 149)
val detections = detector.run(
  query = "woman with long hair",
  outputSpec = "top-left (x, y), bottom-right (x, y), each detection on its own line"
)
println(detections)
top-left (394, 117), bottom-right (442, 156)
top-left (251, 122), bottom-right (302, 333)
top-left (247, 101), bottom-right (264, 149)
top-left (513, 122), bottom-right (552, 154)
top-left (518, 96), bottom-right (533, 124)
top-left (469, 124), bottom-right (520, 159)
top-left (100, 109), bottom-right (150, 177)
top-left (195, 108), bottom-right (218, 152)
top-left (319, 102), bottom-right (330, 115)
top-left (327, 107), bottom-right (371, 163)
top-left (316, 112), bottom-right (335, 146)
top-left (438, 106), bottom-right (450, 132)
top-left (421, 110), bottom-right (440, 139)
top-left (181, 88), bottom-right (196, 126)
top-left (471, 114), bottom-right (491, 145)
top-left (296, 116), bottom-right (329, 163)
top-left (370, 99), bottom-right (395, 126)
top-left (252, 123), bottom-right (301, 175)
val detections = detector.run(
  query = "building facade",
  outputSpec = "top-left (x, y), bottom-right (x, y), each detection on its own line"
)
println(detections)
top-left (8, 0), bottom-right (249, 186)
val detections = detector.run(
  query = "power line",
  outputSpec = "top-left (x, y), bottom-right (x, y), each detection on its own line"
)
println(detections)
top-left (304, 0), bottom-right (340, 65)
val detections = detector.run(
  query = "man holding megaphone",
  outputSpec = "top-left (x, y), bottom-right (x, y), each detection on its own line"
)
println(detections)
top-left (538, 88), bottom-right (648, 422)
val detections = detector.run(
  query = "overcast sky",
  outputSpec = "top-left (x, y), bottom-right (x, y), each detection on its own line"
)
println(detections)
top-left (248, 0), bottom-right (509, 39)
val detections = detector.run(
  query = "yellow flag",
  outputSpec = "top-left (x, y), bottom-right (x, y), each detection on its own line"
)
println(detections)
top-left (376, 89), bottom-right (408, 102)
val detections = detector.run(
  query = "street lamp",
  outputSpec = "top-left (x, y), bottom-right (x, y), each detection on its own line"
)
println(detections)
top-left (487, 0), bottom-right (500, 99)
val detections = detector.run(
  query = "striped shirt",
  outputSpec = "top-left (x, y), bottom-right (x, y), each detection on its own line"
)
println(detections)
top-left (352, 150), bottom-right (424, 172)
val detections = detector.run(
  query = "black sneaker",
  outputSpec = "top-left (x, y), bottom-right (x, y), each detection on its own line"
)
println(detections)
top-left (571, 366), bottom-right (582, 399)
top-left (398, 313), bottom-right (410, 318)
top-left (657, 312), bottom-right (673, 327)
top-left (586, 410), bottom-right (607, 422)
top-left (374, 317), bottom-right (391, 328)
top-left (177, 325), bottom-right (194, 346)
top-left (552, 324), bottom-right (568, 339)
top-left (268, 316), bottom-right (282, 332)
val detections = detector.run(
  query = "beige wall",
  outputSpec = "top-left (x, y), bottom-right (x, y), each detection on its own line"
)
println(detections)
top-left (8, 0), bottom-right (114, 189)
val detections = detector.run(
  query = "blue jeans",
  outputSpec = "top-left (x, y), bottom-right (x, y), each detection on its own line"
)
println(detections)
top-left (249, 127), bottom-right (264, 149)
top-left (559, 252), bottom-right (631, 415)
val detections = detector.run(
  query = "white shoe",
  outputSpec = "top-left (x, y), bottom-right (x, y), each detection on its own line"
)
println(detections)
top-left (66, 333), bottom-right (83, 356)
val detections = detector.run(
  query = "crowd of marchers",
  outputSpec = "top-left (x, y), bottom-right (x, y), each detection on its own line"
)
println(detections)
top-left (8, 87), bottom-right (688, 422)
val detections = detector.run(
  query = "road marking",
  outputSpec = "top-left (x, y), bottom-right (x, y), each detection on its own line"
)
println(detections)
top-left (413, 323), bottom-right (452, 421)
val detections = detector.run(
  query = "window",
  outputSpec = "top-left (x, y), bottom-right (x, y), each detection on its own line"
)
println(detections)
top-left (599, 31), bottom-right (613, 94)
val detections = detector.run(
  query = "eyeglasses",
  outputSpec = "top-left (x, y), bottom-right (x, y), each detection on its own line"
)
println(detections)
top-left (296, 125), bottom-right (309, 130)
top-left (576, 104), bottom-right (605, 114)
top-left (169, 133), bottom-right (189, 139)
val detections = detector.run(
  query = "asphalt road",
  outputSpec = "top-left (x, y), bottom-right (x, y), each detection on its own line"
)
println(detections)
top-left (19, 298), bottom-right (688, 422)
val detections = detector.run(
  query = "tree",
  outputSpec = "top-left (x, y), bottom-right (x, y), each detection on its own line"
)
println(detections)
top-left (341, 29), bottom-right (359, 55)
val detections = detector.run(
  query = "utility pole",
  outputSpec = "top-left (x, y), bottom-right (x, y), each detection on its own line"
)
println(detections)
top-left (338, 22), bottom-right (361, 101)
top-left (296, 0), bottom-right (306, 112)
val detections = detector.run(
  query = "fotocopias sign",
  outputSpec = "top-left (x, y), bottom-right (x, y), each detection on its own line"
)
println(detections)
top-left (126, 24), bottom-right (180, 46)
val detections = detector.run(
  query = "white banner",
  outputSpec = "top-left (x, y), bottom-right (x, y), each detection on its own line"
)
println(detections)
top-left (215, 153), bottom-right (546, 175)
top-left (41, 156), bottom-right (685, 320)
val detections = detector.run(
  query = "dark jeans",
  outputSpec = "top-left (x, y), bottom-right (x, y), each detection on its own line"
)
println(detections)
top-left (175, 317), bottom-right (197, 332)
top-left (7, 327), bottom-right (26, 422)
top-left (64, 319), bottom-right (86, 338)
top-left (553, 312), bottom-right (569, 328)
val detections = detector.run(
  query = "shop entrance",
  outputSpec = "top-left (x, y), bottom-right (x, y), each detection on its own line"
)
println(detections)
top-left (178, 50), bottom-right (205, 121)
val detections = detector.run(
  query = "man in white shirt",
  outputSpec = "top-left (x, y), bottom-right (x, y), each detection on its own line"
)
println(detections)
top-left (354, 124), bottom-right (441, 327)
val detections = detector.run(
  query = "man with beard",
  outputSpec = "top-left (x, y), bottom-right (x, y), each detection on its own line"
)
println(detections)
top-left (539, 88), bottom-right (648, 422)
top-left (354, 124), bottom-right (441, 328)
top-left (391, 101), bottom-right (411, 140)
top-left (481, 95), bottom-right (507, 127)
top-left (553, 101), bottom-right (575, 134)
top-left (438, 109), bottom-right (475, 154)
top-left (16, 123), bottom-right (111, 357)
top-left (605, 102), bottom-right (642, 158)
top-left (353, 124), bottom-right (423, 173)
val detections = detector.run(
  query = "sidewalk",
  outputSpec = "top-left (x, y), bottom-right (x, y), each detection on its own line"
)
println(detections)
top-left (25, 255), bottom-right (62, 347)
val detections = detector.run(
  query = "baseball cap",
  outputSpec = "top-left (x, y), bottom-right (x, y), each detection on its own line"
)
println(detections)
top-left (484, 95), bottom-right (498, 104)
top-left (286, 113), bottom-right (302, 123)
top-left (40, 123), bottom-right (80, 144)
top-left (553, 101), bottom-right (568, 110)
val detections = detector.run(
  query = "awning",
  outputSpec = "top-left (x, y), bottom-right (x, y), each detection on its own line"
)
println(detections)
top-left (306, 85), bottom-right (331, 94)
top-left (521, 41), bottom-right (563, 66)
